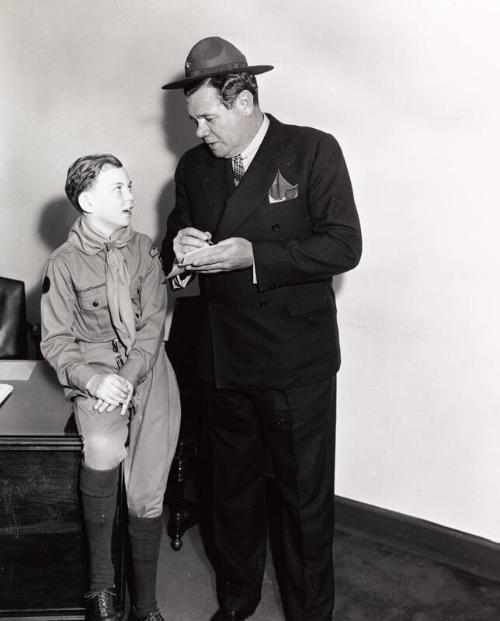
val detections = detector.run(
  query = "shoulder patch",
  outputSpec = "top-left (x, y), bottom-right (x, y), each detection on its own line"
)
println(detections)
top-left (149, 242), bottom-right (159, 257)
top-left (42, 276), bottom-right (51, 294)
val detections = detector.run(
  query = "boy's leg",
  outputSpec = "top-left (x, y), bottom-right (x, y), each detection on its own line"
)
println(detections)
top-left (128, 514), bottom-right (164, 618)
top-left (74, 394), bottom-right (130, 620)
top-left (80, 463), bottom-right (120, 592)
top-left (125, 351), bottom-right (180, 619)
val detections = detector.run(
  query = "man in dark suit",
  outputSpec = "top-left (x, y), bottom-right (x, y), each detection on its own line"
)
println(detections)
top-left (161, 37), bottom-right (362, 621)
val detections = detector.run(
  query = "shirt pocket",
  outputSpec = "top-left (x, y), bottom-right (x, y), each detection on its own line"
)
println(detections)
top-left (76, 284), bottom-right (111, 336)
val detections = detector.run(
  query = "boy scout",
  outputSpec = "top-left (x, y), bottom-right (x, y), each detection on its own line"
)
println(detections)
top-left (41, 154), bottom-right (180, 621)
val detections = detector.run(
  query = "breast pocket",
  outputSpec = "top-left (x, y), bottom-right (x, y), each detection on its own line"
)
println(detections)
top-left (268, 194), bottom-right (304, 211)
top-left (76, 284), bottom-right (111, 335)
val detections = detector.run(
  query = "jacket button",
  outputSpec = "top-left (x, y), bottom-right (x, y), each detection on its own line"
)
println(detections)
top-left (92, 301), bottom-right (99, 307)
top-left (208, 299), bottom-right (216, 308)
top-left (271, 223), bottom-right (280, 232)
top-left (259, 300), bottom-right (268, 308)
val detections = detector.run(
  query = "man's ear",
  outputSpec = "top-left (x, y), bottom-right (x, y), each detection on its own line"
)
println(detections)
top-left (78, 191), bottom-right (94, 214)
top-left (236, 90), bottom-right (254, 116)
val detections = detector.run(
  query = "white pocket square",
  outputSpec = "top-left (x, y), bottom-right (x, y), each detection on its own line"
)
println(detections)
top-left (269, 170), bottom-right (299, 204)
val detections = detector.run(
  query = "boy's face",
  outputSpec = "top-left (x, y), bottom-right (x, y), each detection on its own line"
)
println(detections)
top-left (80, 165), bottom-right (134, 236)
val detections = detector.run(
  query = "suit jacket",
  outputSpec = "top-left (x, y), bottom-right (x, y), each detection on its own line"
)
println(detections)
top-left (161, 114), bottom-right (362, 389)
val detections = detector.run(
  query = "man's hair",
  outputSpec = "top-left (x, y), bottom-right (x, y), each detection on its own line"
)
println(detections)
top-left (184, 72), bottom-right (259, 108)
top-left (65, 153), bottom-right (123, 212)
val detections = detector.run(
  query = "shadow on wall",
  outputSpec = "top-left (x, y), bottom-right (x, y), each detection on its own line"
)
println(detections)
top-left (27, 197), bottom-right (77, 324)
top-left (333, 274), bottom-right (345, 296)
top-left (155, 85), bottom-right (198, 240)
top-left (38, 197), bottom-right (77, 251)
top-left (156, 85), bottom-right (200, 317)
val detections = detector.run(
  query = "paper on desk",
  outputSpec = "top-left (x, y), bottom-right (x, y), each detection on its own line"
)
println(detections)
top-left (0, 360), bottom-right (38, 381)
top-left (0, 383), bottom-right (13, 405)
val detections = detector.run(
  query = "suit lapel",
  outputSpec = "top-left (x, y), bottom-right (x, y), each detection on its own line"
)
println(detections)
top-left (196, 157), bottom-right (232, 224)
top-left (214, 115), bottom-right (283, 240)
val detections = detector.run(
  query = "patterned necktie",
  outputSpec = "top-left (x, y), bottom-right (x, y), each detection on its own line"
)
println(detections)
top-left (232, 154), bottom-right (245, 186)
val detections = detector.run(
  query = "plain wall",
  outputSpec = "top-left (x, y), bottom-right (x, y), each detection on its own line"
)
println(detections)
top-left (1, 0), bottom-right (499, 541)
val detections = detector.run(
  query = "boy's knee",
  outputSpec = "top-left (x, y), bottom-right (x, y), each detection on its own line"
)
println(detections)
top-left (127, 501), bottom-right (164, 520)
top-left (127, 483), bottom-right (165, 518)
top-left (82, 432), bottom-right (127, 470)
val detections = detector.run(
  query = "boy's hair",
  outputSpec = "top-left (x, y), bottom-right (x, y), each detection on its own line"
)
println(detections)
top-left (65, 154), bottom-right (123, 212)
top-left (184, 72), bottom-right (259, 108)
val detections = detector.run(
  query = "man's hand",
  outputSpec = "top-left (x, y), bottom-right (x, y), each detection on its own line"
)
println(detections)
top-left (173, 227), bottom-right (212, 264)
top-left (86, 373), bottom-right (134, 414)
top-left (185, 237), bottom-right (254, 273)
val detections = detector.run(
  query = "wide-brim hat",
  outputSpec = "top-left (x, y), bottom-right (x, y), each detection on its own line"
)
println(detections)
top-left (162, 36), bottom-right (273, 90)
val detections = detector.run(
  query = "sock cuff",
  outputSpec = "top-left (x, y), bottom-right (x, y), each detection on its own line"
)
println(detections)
top-left (128, 513), bottom-right (164, 539)
top-left (80, 463), bottom-right (120, 497)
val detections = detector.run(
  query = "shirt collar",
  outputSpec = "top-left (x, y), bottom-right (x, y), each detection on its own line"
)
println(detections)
top-left (238, 114), bottom-right (270, 167)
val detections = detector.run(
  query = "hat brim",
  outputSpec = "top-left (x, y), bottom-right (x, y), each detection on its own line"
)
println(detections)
top-left (162, 64), bottom-right (274, 90)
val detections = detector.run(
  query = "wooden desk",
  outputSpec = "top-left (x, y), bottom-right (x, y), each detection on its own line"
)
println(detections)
top-left (0, 361), bottom-right (124, 620)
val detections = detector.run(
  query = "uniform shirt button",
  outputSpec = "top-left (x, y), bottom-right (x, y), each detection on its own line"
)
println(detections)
top-left (92, 301), bottom-right (99, 307)
top-left (271, 223), bottom-right (280, 232)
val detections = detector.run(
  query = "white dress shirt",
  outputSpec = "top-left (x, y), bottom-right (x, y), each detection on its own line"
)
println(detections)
top-left (231, 113), bottom-right (270, 176)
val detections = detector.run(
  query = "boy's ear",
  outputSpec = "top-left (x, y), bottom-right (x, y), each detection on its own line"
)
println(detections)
top-left (78, 191), bottom-right (94, 214)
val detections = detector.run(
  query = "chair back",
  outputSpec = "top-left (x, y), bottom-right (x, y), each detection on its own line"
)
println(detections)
top-left (0, 277), bottom-right (28, 359)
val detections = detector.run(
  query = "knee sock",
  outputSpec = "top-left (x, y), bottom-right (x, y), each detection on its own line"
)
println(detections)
top-left (128, 513), bottom-right (164, 617)
top-left (79, 463), bottom-right (120, 592)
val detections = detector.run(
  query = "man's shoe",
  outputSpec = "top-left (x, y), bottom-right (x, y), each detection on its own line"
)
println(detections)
top-left (85, 588), bottom-right (118, 621)
top-left (209, 610), bottom-right (252, 621)
top-left (128, 608), bottom-right (165, 621)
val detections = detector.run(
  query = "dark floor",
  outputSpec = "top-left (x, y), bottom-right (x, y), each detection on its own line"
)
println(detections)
top-left (156, 524), bottom-right (500, 621)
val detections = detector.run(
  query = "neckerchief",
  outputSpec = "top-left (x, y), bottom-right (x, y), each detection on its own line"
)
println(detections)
top-left (69, 217), bottom-right (136, 354)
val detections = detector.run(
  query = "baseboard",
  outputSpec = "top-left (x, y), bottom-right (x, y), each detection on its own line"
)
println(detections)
top-left (334, 495), bottom-right (500, 582)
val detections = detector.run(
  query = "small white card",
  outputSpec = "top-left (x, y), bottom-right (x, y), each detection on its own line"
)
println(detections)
top-left (178, 244), bottom-right (219, 265)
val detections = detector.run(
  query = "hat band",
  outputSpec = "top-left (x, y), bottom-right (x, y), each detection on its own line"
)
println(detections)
top-left (188, 60), bottom-right (248, 78)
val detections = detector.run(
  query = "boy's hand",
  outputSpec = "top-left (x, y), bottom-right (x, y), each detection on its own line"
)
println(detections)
top-left (94, 378), bottom-right (133, 415)
top-left (93, 398), bottom-right (117, 413)
top-left (86, 373), bottom-right (133, 413)
top-left (119, 379), bottom-right (134, 416)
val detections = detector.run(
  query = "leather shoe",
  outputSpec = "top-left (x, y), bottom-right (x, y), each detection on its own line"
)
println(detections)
top-left (128, 608), bottom-right (165, 621)
top-left (209, 610), bottom-right (252, 621)
top-left (85, 588), bottom-right (118, 621)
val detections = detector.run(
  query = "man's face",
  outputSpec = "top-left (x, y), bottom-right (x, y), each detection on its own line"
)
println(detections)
top-left (81, 165), bottom-right (134, 236)
top-left (187, 85), bottom-right (247, 159)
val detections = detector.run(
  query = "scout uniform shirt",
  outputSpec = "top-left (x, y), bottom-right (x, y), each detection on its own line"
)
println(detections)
top-left (40, 217), bottom-right (180, 517)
